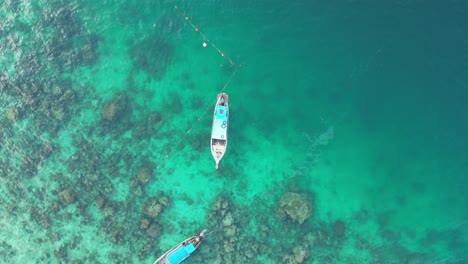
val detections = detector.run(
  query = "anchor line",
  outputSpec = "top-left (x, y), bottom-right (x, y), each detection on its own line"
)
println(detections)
top-left (174, 5), bottom-right (242, 92)
top-left (204, 225), bottom-right (223, 236)
top-left (174, 5), bottom-right (238, 68)
top-left (155, 8), bottom-right (242, 169)
top-left (155, 98), bottom-right (214, 170)
top-left (155, 65), bottom-right (239, 170)
top-left (220, 65), bottom-right (240, 93)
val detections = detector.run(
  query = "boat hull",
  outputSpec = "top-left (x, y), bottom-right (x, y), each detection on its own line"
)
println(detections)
top-left (211, 93), bottom-right (229, 169)
top-left (153, 232), bottom-right (205, 264)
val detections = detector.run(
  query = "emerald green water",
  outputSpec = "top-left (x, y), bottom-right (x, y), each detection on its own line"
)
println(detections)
top-left (1, 0), bottom-right (467, 263)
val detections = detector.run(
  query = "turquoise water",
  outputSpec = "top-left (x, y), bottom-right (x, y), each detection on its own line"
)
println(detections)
top-left (1, 0), bottom-right (467, 263)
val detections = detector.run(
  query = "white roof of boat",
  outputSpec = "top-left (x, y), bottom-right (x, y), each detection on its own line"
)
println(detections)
top-left (212, 106), bottom-right (228, 140)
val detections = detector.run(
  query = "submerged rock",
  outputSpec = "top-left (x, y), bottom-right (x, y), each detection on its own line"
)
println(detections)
top-left (100, 94), bottom-right (128, 122)
top-left (140, 218), bottom-right (150, 230)
top-left (78, 34), bottom-right (100, 65)
top-left (224, 225), bottom-right (237, 237)
top-left (277, 192), bottom-right (311, 224)
top-left (146, 223), bottom-right (161, 238)
top-left (158, 195), bottom-right (170, 207)
top-left (51, 105), bottom-right (67, 121)
top-left (222, 212), bottom-right (233, 227)
top-left (143, 198), bottom-right (166, 218)
top-left (293, 246), bottom-right (310, 263)
top-left (96, 196), bottom-right (106, 209)
top-left (136, 167), bottom-right (152, 184)
top-left (332, 220), bottom-right (346, 238)
top-left (281, 245), bottom-right (310, 264)
top-left (58, 189), bottom-right (76, 205)
top-left (5, 107), bottom-right (18, 123)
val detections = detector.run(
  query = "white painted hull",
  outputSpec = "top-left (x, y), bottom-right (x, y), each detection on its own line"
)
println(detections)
top-left (210, 93), bottom-right (229, 169)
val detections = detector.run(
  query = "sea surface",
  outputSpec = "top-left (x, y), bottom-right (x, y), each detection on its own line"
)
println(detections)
top-left (1, 0), bottom-right (467, 263)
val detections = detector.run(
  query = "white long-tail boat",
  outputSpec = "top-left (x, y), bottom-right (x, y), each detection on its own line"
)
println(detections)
top-left (153, 230), bottom-right (206, 264)
top-left (210, 93), bottom-right (229, 169)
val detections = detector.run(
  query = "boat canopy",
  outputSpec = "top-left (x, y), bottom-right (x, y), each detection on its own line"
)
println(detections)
top-left (212, 106), bottom-right (228, 140)
top-left (216, 106), bottom-right (227, 120)
top-left (166, 245), bottom-right (189, 264)
top-left (185, 243), bottom-right (196, 253)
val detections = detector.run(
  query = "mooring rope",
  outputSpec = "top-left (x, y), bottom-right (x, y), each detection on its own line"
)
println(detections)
top-left (174, 5), bottom-right (238, 68)
top-left (155, 6), bottom-right (242, 170)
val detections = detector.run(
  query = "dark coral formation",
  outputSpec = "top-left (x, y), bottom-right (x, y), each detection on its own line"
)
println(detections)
top-left (42, 3), bottom-right (82, 39)
top-left (140, 218), bottom-right (150, 230)
top-left (277, 192), bottom-right (312, 224)
top-left (129, 162), bottom-right (156, 196)
top-left (129, 33), bottom-right (172, 80)
top-left (136, 166), bottom-right (152, 184)
top-left (1, 1), bottom-right (98, 140)
top-left (100, 93), bottom-right (129, 123)
top-left (40, 3), bottom-right (100, 69)
top-left (77, 33), bottom-right (100, 65)
top-left (143, 195), bottom-right (169, 219)
top-left (332, 219), bottom-right (346, 238)
top-left (146, 223), bottom-right (161, 238)
top-left (131, 111), bottom-right (163, 140)
top-left (5, 79), bottom-right (78, 136)
top-left (0, 1), bottom-right (222, 263)
top-left (198, 196), bottom-right (260, 264)
top-left (193, 193), bottom-right (362, 263)
top-left (58, 189), bottom-right (76, 205)
top-left (281, 245), bottom-right (311, 264)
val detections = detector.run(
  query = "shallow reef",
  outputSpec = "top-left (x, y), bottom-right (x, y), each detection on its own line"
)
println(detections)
top-left (1, 1), bottom-right (466, 263)
top-left (276, 192), bottom-right (312, 225)
top-left (100, 93), bottom-right (129, 123)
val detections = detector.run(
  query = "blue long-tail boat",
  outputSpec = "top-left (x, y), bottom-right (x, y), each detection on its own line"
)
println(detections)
top-left (153, 230), bottom-right (206, 264)
top-left (211, 93), bottom-right (229, 169)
